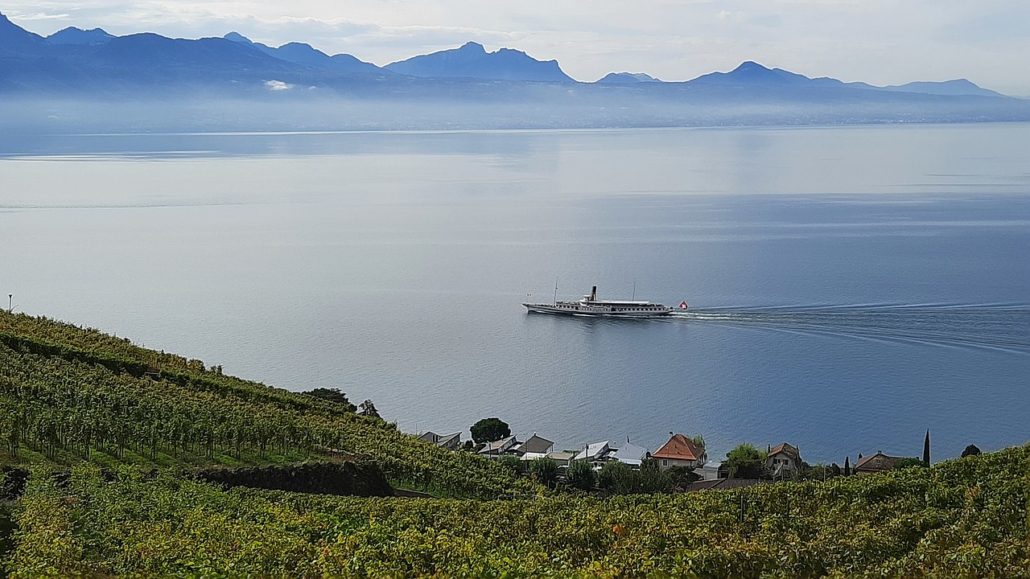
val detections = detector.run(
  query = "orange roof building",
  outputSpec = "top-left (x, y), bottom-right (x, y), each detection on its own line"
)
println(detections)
top-left (854, 451), bottom-right (911, 474)
top-left (652, 433), bottom-right (707, 469)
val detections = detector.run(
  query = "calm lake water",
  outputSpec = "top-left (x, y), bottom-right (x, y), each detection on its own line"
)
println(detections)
top-left (2, 124), bottom-right (1029, 464)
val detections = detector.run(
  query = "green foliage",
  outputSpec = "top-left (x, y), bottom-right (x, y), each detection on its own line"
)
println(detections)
top-left (597, 461), bottom-right (632, 493)
top-left (7, 447), bottom-right (1028, 576)
top-left (566, 460), bottom-right (596, 491)
top-left (596, 461), bottom-right (670, 495)
top-left (469, 418), bottom-right (510, 444)
top-left (962, 444), bottom-right (982, 457)
top-left (0, 311), bottom-right (537, 500)
top-left (528, 458), bottom-right (558, 487)
top-left (496, 455), bottom-right (522, 477)
top-left (357, 400), bottom-right (380, 419)
top-left (665, 465), bottom-right (700, 488)
top-left (301, 388), bottom-right (356, 412)
top-left (725, 443), bottom-right (766, 479)
top-left (3, 310), bottom-right (1028, 576)
top-left (801, 463), bottom-right (842, 481)
top-left (637, 458), bottom-right (673, 493)
top-left (895, 457), bottom-right (928, 470)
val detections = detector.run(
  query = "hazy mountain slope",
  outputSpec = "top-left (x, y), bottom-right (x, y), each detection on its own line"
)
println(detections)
top-left (224, 32), bottom-right (385, 76)
top-left (46, 27), bottom-right (115, 46)
top-left (386, 41), bottom-right (573, 82)
top-left (882, 79), bottom-right (1004, 97)
top-left (0, 12), bottom-right (44, 54)
top-left (597, 72), bottom-right (661, 83)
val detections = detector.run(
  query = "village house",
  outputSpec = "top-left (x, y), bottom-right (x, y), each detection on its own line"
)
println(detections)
top-left (417, 431), bottom-right (462, 451)
top-left (477, 435), bottom-right (519, 458)
top-left (513, 434), bottom-right (555, 460)
top-left (652, 433), bottom-right (707, 470)
top-left (854, 451), bottom-right (913, 475)
top-left (574, 441), bottom-right (613, 467)
top-left (766, 443), bottom-right (802, 478)
top-left (610, 442), bottom-right (650, 468)
top-left (545, 450), bottom-right (577, 468)
top-left (695, 461), bottom-right (728, 481)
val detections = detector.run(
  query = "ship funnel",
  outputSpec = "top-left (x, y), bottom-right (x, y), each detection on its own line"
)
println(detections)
top-left (591, 286), bottom-right (597, 301)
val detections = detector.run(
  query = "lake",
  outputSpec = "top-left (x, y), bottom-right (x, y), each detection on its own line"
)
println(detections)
top-left (1, 123), bottom-right (1028, 465)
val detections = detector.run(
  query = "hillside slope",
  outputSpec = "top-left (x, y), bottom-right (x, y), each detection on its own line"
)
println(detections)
top-left (4, 445), bottom-right (1027, 576)
top-left (0, 311), bottom-right (536, 499)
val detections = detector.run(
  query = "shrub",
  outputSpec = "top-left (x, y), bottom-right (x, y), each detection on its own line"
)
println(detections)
top-left (566, 460), bottom-right (596, 491)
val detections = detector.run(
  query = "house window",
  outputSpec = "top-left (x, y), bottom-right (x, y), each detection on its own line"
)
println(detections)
top-left (662, 459), bottom-right (668, 466)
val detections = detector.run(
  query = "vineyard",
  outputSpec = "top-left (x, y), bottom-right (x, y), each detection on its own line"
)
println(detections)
top-left (0, 311), bottom-right (536, 499)
top-left (1, 310), bottom-right (1028, 576)
top-left (4, 445), bottom-right (1027, 576)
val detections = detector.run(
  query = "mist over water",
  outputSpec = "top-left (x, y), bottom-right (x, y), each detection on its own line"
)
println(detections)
top-left (1, 123), bottom-right (1028, 464)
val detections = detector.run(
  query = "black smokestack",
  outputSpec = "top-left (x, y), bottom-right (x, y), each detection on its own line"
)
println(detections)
top-left (591, 286), bottom-right (597, 301)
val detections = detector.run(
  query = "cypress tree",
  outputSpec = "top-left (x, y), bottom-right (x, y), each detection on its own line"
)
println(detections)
top-left (923, 430), bottom-right (931, 466)
top-left (843, 456), bottom-right (851, 476)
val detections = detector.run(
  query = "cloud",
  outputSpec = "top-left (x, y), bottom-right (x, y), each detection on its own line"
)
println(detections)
top-left (6, 11), bottom-right (71, 21)
top-left (264, 80), bottom-right (293, 91)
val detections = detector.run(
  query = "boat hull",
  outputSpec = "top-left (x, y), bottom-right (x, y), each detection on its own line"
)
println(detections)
top-left (523, 303), bottom-right (673, 318)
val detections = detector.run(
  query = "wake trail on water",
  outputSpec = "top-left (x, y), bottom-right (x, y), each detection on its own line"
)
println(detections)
top-left (669, 303), bottom-right (1030, 355)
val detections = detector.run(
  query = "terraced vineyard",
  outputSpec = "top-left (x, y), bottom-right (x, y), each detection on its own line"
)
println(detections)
top-left (1, 311), bottom-right (1027, 576)
top-left (5, 445), bottom-right (1028, 576)
top-left (0, 311), bottom-right (537, 499)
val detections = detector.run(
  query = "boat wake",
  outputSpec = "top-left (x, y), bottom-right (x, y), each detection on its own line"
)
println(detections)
top-left (669, 302), bottom-right (1030, 355)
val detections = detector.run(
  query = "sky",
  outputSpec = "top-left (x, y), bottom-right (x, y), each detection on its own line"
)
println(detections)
top-left (5, 0), bottom-right (1030, 94)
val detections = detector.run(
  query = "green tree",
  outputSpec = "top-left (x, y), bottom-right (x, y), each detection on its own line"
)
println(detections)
top-left (567, 460), bottom-right (596, 491)
top-left (358, 400), bottom-right (380, 419)
top-left (961, 444), bottom-right (982, 457)
top-left (894, 457), bottom-right (926, 469)
top-left (666, 465), bottom-right (700, 489)
top-left (598, 461), bottom-right (637, 494)
top-left (638, 459), bottom-right (673, 493)
top-left (301, 388), bottom-right (356, 412)
top-left (497, 455), bottom-right (522, 476)
top-left (528, 457), bottom-right (558, 487)
top-left (470, 418), bottom-right (510, 444)
top-left (725, 443), bottom-right (766, 479)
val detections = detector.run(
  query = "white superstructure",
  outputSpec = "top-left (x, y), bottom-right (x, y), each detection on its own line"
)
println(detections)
top-left (523, 286), bottom-right (677, 318)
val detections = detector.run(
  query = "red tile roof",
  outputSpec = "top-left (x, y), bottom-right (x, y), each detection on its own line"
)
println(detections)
top-left (855, 451), bottom-right (909, 473)
top-left (652, 433), bottom-right (705, 461)
top-left (768, 442), bottom-right (800, 459)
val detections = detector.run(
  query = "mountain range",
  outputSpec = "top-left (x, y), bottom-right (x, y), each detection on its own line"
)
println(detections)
top-left (2, 10), bottom-right (1028, 131)
top-left (0, 11), bottom-right (1012, 97)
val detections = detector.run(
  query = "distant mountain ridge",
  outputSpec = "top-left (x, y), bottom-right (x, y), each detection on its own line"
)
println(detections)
top-left (385, 41), bottom-right (573, 82)
top-left (881, 79), bottom-right (1003, 98)
top-left (597, 72), bottom-right (661, 84)
top-left (0, 8), bottom-right (1023, 129)
top-left (223, 32), bottom-right (384, 76)
top-left (0, 11), bottom-right (44, 52)
top-left (46, 26), bottom-right (114, 45)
